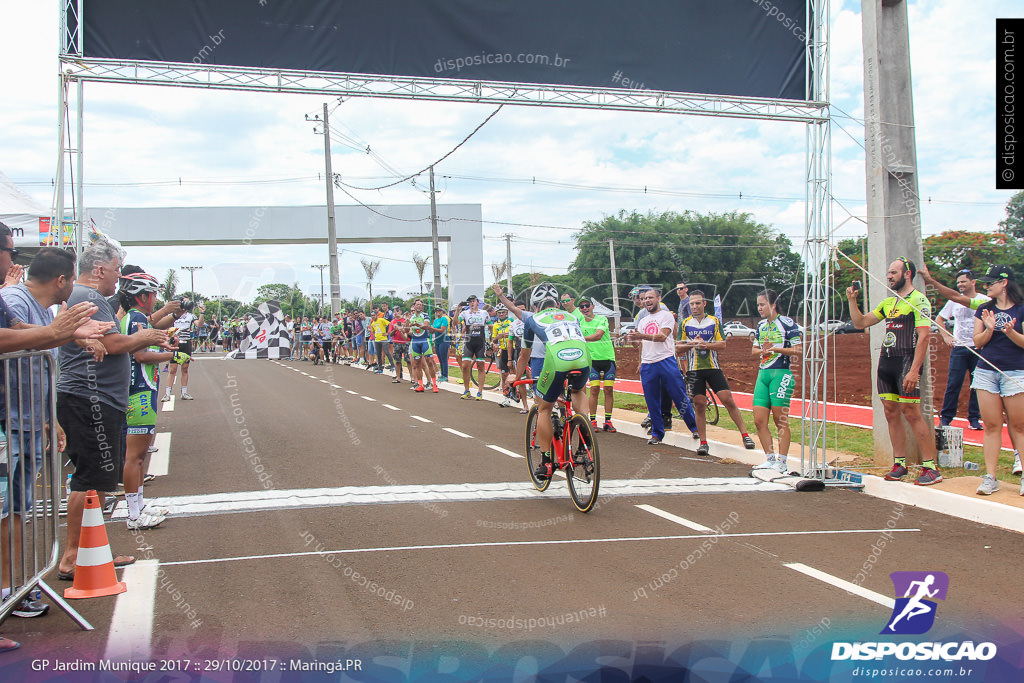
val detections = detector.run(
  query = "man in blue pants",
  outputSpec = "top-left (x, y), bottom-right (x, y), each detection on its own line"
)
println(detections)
top-left (626, 287), bottom-right (697, 444)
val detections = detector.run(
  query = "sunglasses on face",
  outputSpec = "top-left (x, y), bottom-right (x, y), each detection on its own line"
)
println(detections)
top-left (0, 246), bottom-right (19, 259)
top-left (579, 303), bottom-right (592, 308)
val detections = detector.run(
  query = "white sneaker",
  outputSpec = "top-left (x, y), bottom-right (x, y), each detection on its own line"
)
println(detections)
top-left (147, 445), bottom-right (158, 453)
top-left (499, 397), bottom-right (511, 408)
top-left (1013, 451), bottom-right (1022, 476)
top-left (1019, 477), bottom-right (1024, 497)
top-left (773, 457), bottom-right (789, 474)
top-left (160, 393), bottom-right (171, 402)
top-left (126, 511), bottom-right (165, 530)
top-left (180, 391), bottom-right (194, 400)
top-left (977, 474), bottom-right (999, 496)
top-left (752, 457), bottom-right (776, 470)
top-left (142, 503), bottom-right (170, 517)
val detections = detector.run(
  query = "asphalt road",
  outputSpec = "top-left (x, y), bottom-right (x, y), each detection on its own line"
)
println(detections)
top-left (2, 356), bottom-right (1023, 681)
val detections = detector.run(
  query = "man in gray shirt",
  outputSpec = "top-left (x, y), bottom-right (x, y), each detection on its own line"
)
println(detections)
top-left (56, 238), bottom-right (172, 579)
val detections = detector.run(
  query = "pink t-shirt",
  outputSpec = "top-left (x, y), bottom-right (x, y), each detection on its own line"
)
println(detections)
top-left (639, 309), bottom-right (676, 364)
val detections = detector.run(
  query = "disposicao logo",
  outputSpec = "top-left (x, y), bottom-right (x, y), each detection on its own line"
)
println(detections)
top-left (831, 571), bottom-right (997, 662)
top-left (882, 571), bottom-right (948, 635)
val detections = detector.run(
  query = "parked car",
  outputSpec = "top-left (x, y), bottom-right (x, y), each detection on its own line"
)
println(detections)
top-left (816, 319), bottom-right (845, 335)
top-left (833, 320), bottom-right (864, 334)
top-left (723, 321), bottom-right (757, 339)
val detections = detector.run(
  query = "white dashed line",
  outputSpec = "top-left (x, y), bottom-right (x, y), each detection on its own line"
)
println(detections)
top-left (346, 390), bottom-right (358, 395)
top-left (443, 428), bottom-right (472, 439)
top-left (784, 562), bottom-right (896, 609)
top-left (486, 444), bottom-right (523, 459)
top-left (635, 504), bottom-right (715, 533)
top-left (382, 404), bottom-right (401, 411)
top-left (410, 415), bottom-right (432, 423)
top-left (361, 396), bottom-right (376, 402)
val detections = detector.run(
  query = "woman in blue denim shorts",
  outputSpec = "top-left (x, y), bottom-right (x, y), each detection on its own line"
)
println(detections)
top-left (971, 265), bottom-right (1024, 495)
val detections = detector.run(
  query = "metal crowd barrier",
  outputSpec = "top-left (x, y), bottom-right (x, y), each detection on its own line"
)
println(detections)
top-left (0, 349), bottom-right (90, 630)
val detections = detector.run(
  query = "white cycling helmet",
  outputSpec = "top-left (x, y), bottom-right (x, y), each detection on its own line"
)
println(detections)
top-left (118, 272), bottom-right (162, 295)
top-left (530, 283), bottom-right (559, 308)
top-left (494, 303), bottom-right (508, 312)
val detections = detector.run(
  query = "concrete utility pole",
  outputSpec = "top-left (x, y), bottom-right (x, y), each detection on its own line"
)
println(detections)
top-left (429, 166), bottom-right (443, 303)
top-left (862, 0), bottom-right (928, 464)
top-left (504, 233), bottom-right (513, 295)
top-left (311, 264), bottom-right (329, 311)
top-left (306, 104), bottom-right (341, 315)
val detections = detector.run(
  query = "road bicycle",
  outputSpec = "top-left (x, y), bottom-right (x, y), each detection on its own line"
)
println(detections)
top-left (704, 389), bottom-right (720, 426)
top-left (513, 370), bottom-right (600, 513)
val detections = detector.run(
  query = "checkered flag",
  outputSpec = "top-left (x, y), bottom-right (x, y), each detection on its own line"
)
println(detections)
top-left (228, 300), bottom-right (290, 359)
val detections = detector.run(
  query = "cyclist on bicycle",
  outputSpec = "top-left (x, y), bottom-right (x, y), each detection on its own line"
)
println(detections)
top-left (492, 283), bottom-right (591, 480)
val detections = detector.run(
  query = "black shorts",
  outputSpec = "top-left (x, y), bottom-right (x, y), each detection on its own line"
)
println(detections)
top-left (686, 368), bottom-right (731, 397)
top-left (392, 342), bottom-right (409, 360)
top-left (497, 347), bottom-right (511, 372)
top-left (463, 337), bottom-right (487, 361)
top-left (877, 354), bottom-right (919, 402)
top-left (57, 393), bottom-right (124, 493)
top-left (172, 340), bottom-right (193, 362)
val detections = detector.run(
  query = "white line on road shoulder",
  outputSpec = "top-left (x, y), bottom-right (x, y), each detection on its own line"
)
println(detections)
top-left (635, 504), bottom-right (714, 533)
top-left (443, 427), bottom-right (472, 438)
top-left (146, 433), bottom-right (172, 477)
top-left (104, 559), bottom-right (159, 661)
top-left (486, 444), bottom-right (523, 458)
top-left (784, 562), bottom-right (895, 609)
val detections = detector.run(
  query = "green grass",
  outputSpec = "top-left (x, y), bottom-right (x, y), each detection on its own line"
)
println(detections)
top-left (445, 364), bottom-right (1018, 483)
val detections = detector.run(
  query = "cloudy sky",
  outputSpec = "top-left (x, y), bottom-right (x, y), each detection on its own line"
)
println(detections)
top-left (0, 1), bottom-right (1017, 304)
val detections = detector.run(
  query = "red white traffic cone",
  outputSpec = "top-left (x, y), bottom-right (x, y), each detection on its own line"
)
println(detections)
top-left (63, 490), bottom-right (127, 599)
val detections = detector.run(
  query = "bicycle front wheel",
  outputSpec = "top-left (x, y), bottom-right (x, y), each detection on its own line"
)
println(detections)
top-left (564, 414), bottom-right (600, 513)
top-left (524, 405), bottom-right (551, 492)
top-left (705, 392), bottom-right (720, 425)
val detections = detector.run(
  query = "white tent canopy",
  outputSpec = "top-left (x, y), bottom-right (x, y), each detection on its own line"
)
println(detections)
top-left (0, 170), bottom-right (47, 248)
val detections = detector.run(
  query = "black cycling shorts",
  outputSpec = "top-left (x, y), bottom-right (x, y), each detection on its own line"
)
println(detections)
top-left (686, 368), bottom-right (731, 397)
top-left (463, 337), bottom-right (487, 361)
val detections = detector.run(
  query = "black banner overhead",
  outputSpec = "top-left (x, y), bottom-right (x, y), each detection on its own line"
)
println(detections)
top-left (80, 0), bottom-right (808, 101)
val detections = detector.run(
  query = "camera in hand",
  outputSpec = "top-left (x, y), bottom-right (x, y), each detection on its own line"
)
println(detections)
top-left (174, 296), bottom-right (195, 313)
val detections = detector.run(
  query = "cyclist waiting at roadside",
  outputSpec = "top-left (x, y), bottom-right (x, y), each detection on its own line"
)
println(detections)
top-left (491, 304), bottom-right (513, 397)
top-left (751, 289), bottom-right (802, 474)
top-left (577, 296), bottom-right (618, 433)
top-left (677, 289), bottom-right (756, 455)
top-left (459, 295), bottom-right (490, 399)
top-left (493, 283), bottom-right (591, 481)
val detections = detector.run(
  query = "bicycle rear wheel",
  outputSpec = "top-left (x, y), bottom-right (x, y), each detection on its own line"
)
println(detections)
top-left (469, 358), bottom-right (500, 389)
top-left (705, 391), bottom-right (720, 425)
top-left (565, 414), bottom-right (600, 513)
top-left (524, 405), bottom-right (551, 491)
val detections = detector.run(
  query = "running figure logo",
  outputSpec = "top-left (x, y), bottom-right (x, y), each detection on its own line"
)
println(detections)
top-left (881, 571), bottom-right (949, 635)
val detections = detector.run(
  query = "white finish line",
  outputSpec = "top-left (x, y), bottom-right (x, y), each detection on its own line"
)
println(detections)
top-left (784, 562), bottom-right (896, 609)
top-left (113, 477), bottom-right (794, 519)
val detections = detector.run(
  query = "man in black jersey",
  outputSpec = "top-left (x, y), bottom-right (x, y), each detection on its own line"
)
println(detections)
top-left (848, 258), bottom-right (941, 486)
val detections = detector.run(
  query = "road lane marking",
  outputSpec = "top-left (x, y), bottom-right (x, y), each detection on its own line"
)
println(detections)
top-left (635, 504), bottom-right (714, 532)
top-left (361, 396), bottom-right (376, 402)
top-left (411, 415), bottom-right (432, 423)
top-left (784, 562), bottom-right (896, 609)
top-left (443, 428), bottom-right (472, 438)
top-left (319, 379), bottom-right (330, 384)
top-left (486, 444), bottom-right (523, 459)
top-left (346, 390), bottom-right (358, 395)
top-left (114, 478), bottom-right (809, 519)
top-left (146, 433), bottom-right (172, 477)
top-left (104, 559), bottom-right (159, 661)
top-left (160, 529), bottom-right (921, 567)
top-left (382, 404), bottom-right (401, 411)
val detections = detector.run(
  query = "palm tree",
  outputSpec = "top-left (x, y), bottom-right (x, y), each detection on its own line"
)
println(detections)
top-left (163, 269), bottom-right (178, 300)
top-left (412, 252), bottom-right (431, 294)
top-left (361, 258), bottom-right (381, 313)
